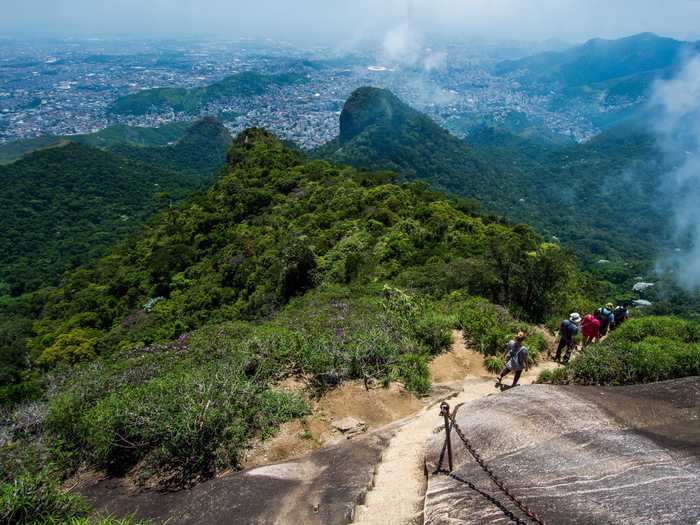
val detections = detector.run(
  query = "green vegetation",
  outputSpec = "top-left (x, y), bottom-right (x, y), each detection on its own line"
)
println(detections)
top-left (537, 316), bottom-right (700, 385)
top-left (1, 128), bottom-right (579, 501)
top-left (109, 71), bottom-right (306, 116)
top-left (0, 469), bottom-right (88, 524)
top-left (0, 122), bottom-right (192, 165)
top-left (109, 117), bottom-right (233, 176)
top-left (317, 87), bottom-right (700, 316)
top-left (316, 87), bottom-right (500, 208)
top-left (455, 296), bottom-right (548, 367)
top-left (0, 118), bottom-right (231, 296)
top-left (0, 144), bottom-right (198, 296)
top-left (0, 468), bottom-right (150, 524)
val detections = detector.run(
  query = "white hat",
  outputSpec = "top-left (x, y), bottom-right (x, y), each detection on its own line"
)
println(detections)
top-left (570, 312), bottom-right (582, 323)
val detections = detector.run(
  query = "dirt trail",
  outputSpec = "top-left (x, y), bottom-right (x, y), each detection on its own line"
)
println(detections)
top-left (352, 331), bottom-right (558, 525)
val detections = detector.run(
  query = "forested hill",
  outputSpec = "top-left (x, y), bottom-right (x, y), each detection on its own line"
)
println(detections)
top-left (316, 87), bottom-right (507, 206)
top-left (318, 87), bottom-right (668, 266)
top-left (0, 121), bottom-right (192, 165)
top-left (494, 33), bottom-right (699, 89)
top-left (492, 33), bottom-right (700, 130)
top-left (109, 117), bottom-right (233, 176)
top-left (0, 144), bottom-right (199, 296)
top-left (109, 71), bottom-right (306, 116)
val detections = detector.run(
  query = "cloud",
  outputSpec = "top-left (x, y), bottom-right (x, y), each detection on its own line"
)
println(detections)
top-left (650, 54), bottom-right (700, 289)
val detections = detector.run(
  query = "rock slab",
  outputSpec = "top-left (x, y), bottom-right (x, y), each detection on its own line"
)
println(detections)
top-left (424, 377), bottom-right (700, 524)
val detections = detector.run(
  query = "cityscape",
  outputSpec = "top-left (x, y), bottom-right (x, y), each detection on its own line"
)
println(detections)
top-left (0, 37), bottom-right (612, 149)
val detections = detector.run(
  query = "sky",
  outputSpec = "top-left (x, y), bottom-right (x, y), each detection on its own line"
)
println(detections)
top-left (3, 0), bottom-right (700, 45)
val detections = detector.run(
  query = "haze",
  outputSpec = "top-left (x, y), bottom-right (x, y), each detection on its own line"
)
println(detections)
top-left (3, 0), bottom-right (700, 45)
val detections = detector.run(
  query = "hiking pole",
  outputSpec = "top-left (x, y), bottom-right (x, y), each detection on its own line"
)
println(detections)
top-left (440, 401), bottom-right (453, 472)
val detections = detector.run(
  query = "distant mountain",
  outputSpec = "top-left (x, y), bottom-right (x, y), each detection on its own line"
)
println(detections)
top-left (494, 33), bottom-right (700, 130)
top-left (0, 121), bottom-right (191, 165)
top-left (319, 87), bottom-right (668, 265)
top-left (495, 33), bottom-right (698, 88)
top-left (109, 71), bottom-right (306, 116)
top-left (0, 119), bottom-right (232, 295)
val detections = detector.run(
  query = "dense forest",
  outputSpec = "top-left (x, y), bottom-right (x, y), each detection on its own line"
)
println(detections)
top-left (0, 118), bottom-right (232, 296)
top-left (318, 87), bottom-right (700, 315)
top-left (0, 121), bottom-right (192, 165)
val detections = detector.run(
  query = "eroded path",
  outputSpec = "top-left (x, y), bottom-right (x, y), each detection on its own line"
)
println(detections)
top-left (352, 331), bottom-right (558, 525)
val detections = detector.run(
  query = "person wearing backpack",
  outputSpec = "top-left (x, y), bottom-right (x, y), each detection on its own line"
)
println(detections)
top-left (495, 331), bottom-right (529, 389)
top-left (612, 304), bottom-right (628, 330)
top-left (597, 304), bottom-right (615, 336)
top-left (554, 313), bottom-right (581, 364)
top-left (580, 313), bottom-right (601, 347)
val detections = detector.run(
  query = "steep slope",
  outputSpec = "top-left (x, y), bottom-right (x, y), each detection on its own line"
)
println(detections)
top-left (473, 121), bottom-right (667, 263)
top-left (316, 87), bottom-right (519, 211)
top-left (0, 129), bottom-right (578, 492)
top-left (109, 71), bottom-right (306, 116)
top-left (320, 87), bottom-right (668, 267)
top-left (0, 143), bottom-right (201, 295)
top-left (108, 117), bottom-right (233, 176)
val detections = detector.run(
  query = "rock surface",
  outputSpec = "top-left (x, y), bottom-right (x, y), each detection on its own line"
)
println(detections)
top-left (82, 432), bottom-right (391, 525)
top-left (424, 377), bottom-right (700, 524)
top-left (332, 417), bottom-right (368, 438)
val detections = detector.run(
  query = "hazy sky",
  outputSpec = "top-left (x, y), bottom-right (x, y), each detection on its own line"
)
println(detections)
top-left (3, 0), bottom-right (700, 45)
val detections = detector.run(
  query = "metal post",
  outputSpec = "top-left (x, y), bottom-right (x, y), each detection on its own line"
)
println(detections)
top-left (440, 401), bottom-right (453, 472)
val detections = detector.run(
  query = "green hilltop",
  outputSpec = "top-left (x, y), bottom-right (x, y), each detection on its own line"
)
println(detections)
top-left (0, 118), bottom-right (232, 295)
top-left (0, 121), bottom-right (192, 165)
top-left (318, 86), bottom-right (667, 268)
top-left (109, 71), bottom-right (307, 116)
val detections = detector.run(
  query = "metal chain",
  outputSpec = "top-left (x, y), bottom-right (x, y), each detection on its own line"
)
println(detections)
top-left (446, 412), bottom-right (546, 525)
top-left (434, 468), bottom-right (528, 525)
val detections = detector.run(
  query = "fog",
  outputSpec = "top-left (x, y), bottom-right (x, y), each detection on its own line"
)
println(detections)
top-left (651, 56), bottom-right (700, 290)
top-left (3, 0), bottom-right (700, 45)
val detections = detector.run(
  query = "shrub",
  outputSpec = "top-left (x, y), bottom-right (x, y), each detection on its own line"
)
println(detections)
top-left (0, 469), bottom-right (88, 524)
top-left (47, 360), bottom-right (306, 486)
top-left (37, 329), bottom-right (101, 366)
top-left (484, 356), bottom-right (505, 374)
top-left (413, 312), bottom-right (454, 355)
top-left (458, 298), bottom-right (517, 356)
top-left (536, 366), bottom-right (570, 384)
top-left (524, 332), bottom-right (547, 366)
top-left (607, 316), bottom-right (700, 344)
top-left (567, 317), bottom-right (700, 385)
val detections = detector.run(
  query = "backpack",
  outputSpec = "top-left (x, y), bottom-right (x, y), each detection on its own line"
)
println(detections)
top-left (614, 306), bottom-right (627, 323)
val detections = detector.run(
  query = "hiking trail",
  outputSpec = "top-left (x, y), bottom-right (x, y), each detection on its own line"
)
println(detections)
top-left (352, 330), bottom-right (558, 525)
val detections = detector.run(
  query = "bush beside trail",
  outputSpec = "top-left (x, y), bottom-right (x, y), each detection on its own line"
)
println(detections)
top-left (537, 316), bottom-right (700, 385)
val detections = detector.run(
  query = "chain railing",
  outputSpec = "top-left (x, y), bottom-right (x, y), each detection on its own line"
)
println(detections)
top-left (433, 402), bottom-right (546, 525)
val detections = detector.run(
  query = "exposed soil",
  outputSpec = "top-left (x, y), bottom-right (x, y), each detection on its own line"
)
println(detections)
top-left (245, 330), bottom-right (495, 470)
top-left (352, 331), bottom-right (559, 525)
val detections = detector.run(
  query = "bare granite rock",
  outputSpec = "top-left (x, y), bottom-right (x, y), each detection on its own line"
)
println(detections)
top-left (424, 378), bottom-right (700, 525)
top-left (332, 417), bottom-right (368, 438)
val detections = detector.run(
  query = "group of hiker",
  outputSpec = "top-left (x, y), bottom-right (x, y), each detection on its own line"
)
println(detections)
top-left (495, 303), bottom-right (629, 390)
top-left (555, 303), bottom-right (629, 364)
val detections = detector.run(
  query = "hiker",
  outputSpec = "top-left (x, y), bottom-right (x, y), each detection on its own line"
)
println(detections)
top-left (596, 303), bottom-right (615, 336)
top-left (554, 313), bottom-right (581, 364)
top-left (495, 331), bottom-right (529, 389)
top-left (580, 313), bottom-right (601, 347)
top-left (612, 303), bottom-right (628, 330)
